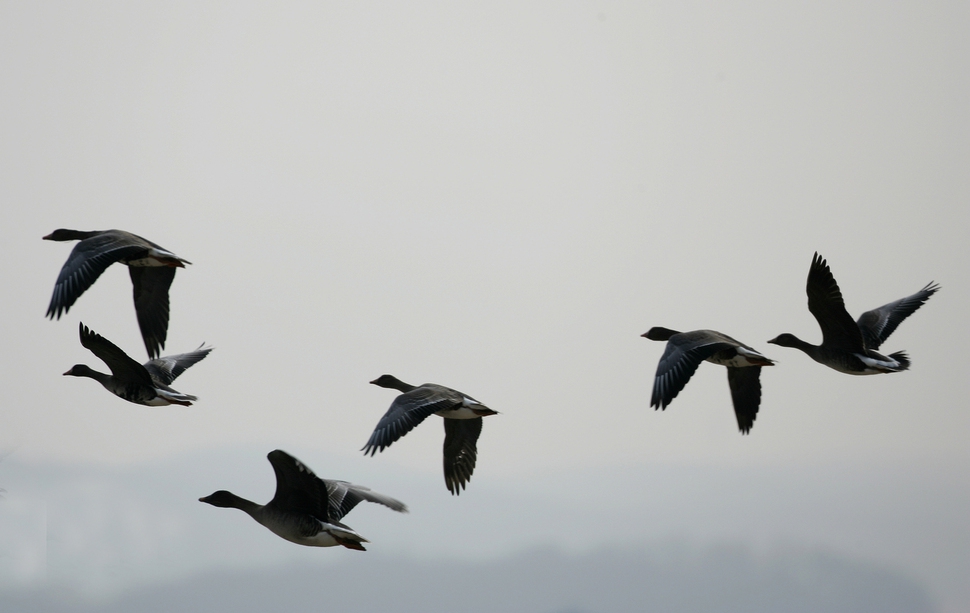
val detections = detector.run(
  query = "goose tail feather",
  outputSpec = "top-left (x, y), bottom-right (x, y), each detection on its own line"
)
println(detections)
top-left (889, 351), bottom-right (910, 371)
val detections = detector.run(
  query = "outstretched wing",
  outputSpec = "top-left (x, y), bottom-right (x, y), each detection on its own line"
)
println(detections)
top-left (325, 480), bottom-right (408, 521)
top-left (47, 236), bottom-right (145, 319)
top-left (856, 282), bottom-right (939, 350)
top-left (726, 366), bottom-right (763, 435)
top-left (362, 386), bottom-right (464, 455)
top-left (443, 418), bottom-right (483, 495)
top-left (143, 345), bottom-right (213, 386)
top-left (267, 450), bottom-right (330, 522)
top-left (78, 323), bottom-right (154, 387)
top-left (650, 335), bottom-right (731, 410)
top-left (806, 253), bottom-right (865, 352)
top-left (130, 267), bottom-right (177, 359)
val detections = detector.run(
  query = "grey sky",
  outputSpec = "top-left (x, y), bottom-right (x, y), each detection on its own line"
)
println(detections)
top-left (1, 1), bottom-right (968, 611)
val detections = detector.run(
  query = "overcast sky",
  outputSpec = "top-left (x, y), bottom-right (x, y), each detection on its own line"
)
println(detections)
top-left (1, 2), bottom-right (968, 612)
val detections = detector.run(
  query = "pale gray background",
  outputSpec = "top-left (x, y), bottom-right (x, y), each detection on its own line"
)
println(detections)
top-left (1, 2), bottom-right (967, 612)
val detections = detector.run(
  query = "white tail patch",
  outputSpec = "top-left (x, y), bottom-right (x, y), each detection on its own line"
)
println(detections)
top-left (857, 354), bottom-right (902, 374)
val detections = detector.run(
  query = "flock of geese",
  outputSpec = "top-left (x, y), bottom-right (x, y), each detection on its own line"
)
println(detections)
top-left (44, 229), bottom-right (939, 550)
top-left (645, 252), bottom-right (939, 435)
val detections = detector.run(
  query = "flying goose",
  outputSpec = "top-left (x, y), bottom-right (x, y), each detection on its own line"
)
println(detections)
top-left (63, 323), bottom-right (210, 406)
top-left (768, 253), bottom-right (939, 374)
top-left (199, 450), bottom-right (408, 550)
top-left (643, 328), bottom-right (775, 434)
top-left (44, 229), bottom-right (191, 359)
top-left (362, 375), bottom-right (497, 495)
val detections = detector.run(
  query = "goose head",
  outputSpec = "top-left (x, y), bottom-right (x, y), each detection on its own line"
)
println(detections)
top-left (43, 229), bottom-right (96, 241)
top-left (369, 374), bottom-right (414, 392)
top-left (199, 490), bottom-right (248, 509)
top-left (63, 364), bottom-right (98, 377)
top-left (767, 333), bottom-right (801, 348)
top-left (642, 327), bottom-right (680, 341)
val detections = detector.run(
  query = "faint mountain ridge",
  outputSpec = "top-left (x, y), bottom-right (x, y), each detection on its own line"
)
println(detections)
top-left (1, 543), bottom-right (937, 613)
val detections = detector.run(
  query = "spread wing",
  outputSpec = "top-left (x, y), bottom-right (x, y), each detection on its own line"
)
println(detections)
top-left (267, 450), bottom-right (329, 522)
top-left (143, 345), bottom-right (213, 386)
top-left (130, 266), bottom-right (177, 359)
top-left (806, 253), bottom-right (865, 352)
top-left (443, 418), bottom-right (483, 495)
top-left (324, 480), bottom-right (408, 521)
top-left (78, 323), bottom-right (154, 387)
top-left (362, 386), bottom-right (464, 455)
top-left (726, 366), bottom-right (763, 435)
top-left (856, 282), bottom-right (939, 350)
top-left (650, 335), bottom-right (731, 409)
top-left (47, 235), bottom-right (145, 319)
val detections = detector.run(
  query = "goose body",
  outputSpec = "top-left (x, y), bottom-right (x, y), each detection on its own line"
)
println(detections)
top-left (768, 253), bottom-right (938, 375)
top-left (199, 450), bottom-right (407, 550)
top-left (44, 229), bottom-right (191, 358)
top-left (63, 323), bottom-right (210, 406)
top-left (362, 374), bottom-right (497, 495)
top-left (643, 327), bottom-right (774, 434)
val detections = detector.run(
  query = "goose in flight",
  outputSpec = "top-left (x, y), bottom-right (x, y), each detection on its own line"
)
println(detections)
top-left (643, 327), bottom-right (774, 434)
top-left (44, 229), bottom-right (190, 358)
top-left (199, 450), bottom-right (407, 550)
top-left (63, 323), bottom-right (210, 406)
top-left (768, 253), bottom-right (938, 374)
top-left (362, 374), bottom-right (497, 495)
